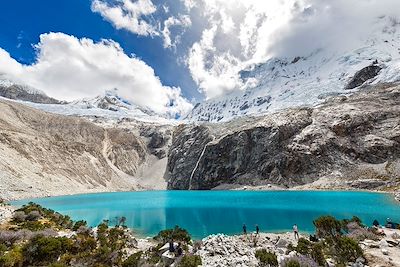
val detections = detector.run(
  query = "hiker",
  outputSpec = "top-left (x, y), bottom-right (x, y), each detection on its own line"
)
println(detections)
top-left (255, 224), bottom-right (260, 235)
top-left (386, 218), bottom-right (393, 228)
top-left (293, 224), bottom-right (299, 240)
top-left (243, 224), bottom-right (247, 235)
top-left (168, 239), bottom-right (175, 253)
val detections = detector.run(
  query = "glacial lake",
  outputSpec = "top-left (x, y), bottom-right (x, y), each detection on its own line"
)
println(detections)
top-left (12, 191), bottom-right (400, 239)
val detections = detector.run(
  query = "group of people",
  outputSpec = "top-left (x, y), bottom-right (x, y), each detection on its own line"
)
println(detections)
top-left (242, 223), bottom-right (300, 239)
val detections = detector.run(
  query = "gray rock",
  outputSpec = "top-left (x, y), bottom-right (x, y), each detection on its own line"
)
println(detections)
top-left (345, 64), bottom-right (382, 89)
top-left (167, 84), bottom-right (400, 190)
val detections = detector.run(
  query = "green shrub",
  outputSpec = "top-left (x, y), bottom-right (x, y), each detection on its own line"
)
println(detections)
top-left (295, 238), bottom-right (311, 255)
top-left (255, 249), bottom-right (278, 267)
top-left (283, 259), bottom-right (301, 267)
top-left (15, 203), bottom-right (73, 230)
top-left (154, 226), bottom-right (191, 244)
top-left (0, 246), bottom-right (24, 267)
top-left (72, 220), bottom-right (87, 231)
top-left (310, 242), bottom-right (325, 266)
top-left (313, 216), bottom-right (342, 238)
top-left (333, 236), bottom-right (363, 264)
top-left (122, 251), bottom-right (143, 267)
top-left (23, 235), bottom-right (72, 265)
top-left (178, 254), bottom-right (202, 267)
top-left (145, 244), bottom-right (162, 264)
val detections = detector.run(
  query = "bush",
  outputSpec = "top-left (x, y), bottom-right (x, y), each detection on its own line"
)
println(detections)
top-left (72, 220), bottom-right (87, 231)
top-left (154, 226), bottom-right (191, 244)
top-left (283, 259), bottom-right (300, 267)
top-left (310, 242), bottom-right (325, 266)
top-left (295, 238), bottom-right (311, 255)
top-left (23, 235), bottom-right (72, 265)
top-left (26, 210), bottom-right (41, 221)
top-left (0, 246), bottom-right (24, 267)
top-left (12, 211), bottom-right (26, 223)
top-left (291, 238), bottom-right (325, 266)
top-left (282, 255), bottom-right (319, 267)
top-left (333, 236), bottom-right (363, 264)
top-left (145, 244), bottom-right (162, 265)
top-left (255, 249), bottom-right (278, 267)
top-left (122, 251), bottom-right (142, 267)
top-left (313, 216), bottom-right (342, 238)
top-left (16, 203), bottom-right (73, 230)
top-left (178, 254), bottom-right (202, 267)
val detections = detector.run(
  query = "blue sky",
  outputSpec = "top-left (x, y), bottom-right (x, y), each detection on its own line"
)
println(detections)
top-left (0, 0), bottom-right (202, 101)
top-left (0, 0), bottom-right (398, 116)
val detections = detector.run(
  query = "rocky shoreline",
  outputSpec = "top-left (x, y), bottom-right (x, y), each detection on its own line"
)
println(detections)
top-left (1, 204), bottom-right (399, 267)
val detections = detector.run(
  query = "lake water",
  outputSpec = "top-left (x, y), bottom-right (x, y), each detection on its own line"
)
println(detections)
top-left (12, 191), bottom-right (400, 239)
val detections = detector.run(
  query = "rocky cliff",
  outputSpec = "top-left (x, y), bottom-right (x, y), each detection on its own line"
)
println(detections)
top-left (1, 84), bottom-right (399, 199)
top-left (167, 84), bottom-right (400, 190)
top-left (0, 99), bottom-right (171, 200)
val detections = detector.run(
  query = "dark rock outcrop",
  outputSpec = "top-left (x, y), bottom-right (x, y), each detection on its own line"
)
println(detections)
top-left (167, 84), bottom-right (400, 190)
top-left (345, 65), bottom-right (382, 89)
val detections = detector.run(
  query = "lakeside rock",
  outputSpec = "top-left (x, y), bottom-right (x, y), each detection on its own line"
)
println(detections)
top-left (197, 232), bottom-right (299, 267)
top-left (395, 192), bottom-right (400, 202)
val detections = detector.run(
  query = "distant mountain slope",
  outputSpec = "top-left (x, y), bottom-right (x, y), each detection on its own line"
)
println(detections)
top-left (24, 89), bottom-right (173, 123)
top-left (0, 80), bottom-right (174, 123)
top-left (0, 99), bottom-right (171, 200)
top-left (185, 16), bottom-right (400, 122)
top-left (167, 83), bottom-right (400, 190)
top-left (0, 79), bottom-right (60, 104)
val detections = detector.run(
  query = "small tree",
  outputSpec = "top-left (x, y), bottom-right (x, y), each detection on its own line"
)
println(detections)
top-left (154, 226), bottom-right (191, 244)
top-left (72, 220), bottom-right (87, 231)
top-left (313, 216), bottom-right (342, 239)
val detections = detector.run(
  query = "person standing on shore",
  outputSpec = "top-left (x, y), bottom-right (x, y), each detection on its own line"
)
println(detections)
top-left (255, 224), bottom-right (259, 235)
top-left (293, 224), bottom-right (299, 240)
top-left (243, 224), bottom-right (247, 235)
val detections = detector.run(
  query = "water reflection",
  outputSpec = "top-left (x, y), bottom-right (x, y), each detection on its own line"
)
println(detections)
top-left (12, 191), bottom-right (400, 239)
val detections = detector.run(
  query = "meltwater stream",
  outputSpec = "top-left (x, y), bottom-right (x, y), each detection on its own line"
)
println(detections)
top-left (12, 191), bottom-right (400, 239)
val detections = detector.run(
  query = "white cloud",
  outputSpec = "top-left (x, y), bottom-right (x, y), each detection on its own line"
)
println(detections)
top-left (185, 0), bottom-right (400, 99)
top-left (0, 32), bottom-right (192, 116)
top-left (91, 0), bottom-right (158, 36)
top-left (162, 15), bottom-right (191, 49)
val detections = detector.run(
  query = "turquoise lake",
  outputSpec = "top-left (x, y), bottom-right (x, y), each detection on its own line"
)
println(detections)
top-left (12, 191), bottom-right (400, 239)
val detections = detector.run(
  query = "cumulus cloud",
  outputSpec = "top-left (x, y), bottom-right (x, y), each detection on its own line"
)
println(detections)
top-left (162, 15), bottom-right (192, 49)
top-left (0, 32), bottom-right (192, 116)
top-left (91, 0), bottom-right (158, 36)
top-left (184, 0), bottom-right (400, 99)
top-left (88, 0), bottom-right (400, 100)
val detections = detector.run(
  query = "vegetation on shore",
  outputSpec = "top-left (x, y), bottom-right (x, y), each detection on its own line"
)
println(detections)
top-left (0, 202), bottom-right (396, 266)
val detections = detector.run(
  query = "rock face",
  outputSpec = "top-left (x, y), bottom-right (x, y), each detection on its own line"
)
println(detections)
top-left (345, 64), bottom-right (382, 89)
top-left (0, 99), bottom-right (168, 200)
top-left (0, 84), bottom-right (60, 104)
top-left (167, 84), bottom-right (400, 190)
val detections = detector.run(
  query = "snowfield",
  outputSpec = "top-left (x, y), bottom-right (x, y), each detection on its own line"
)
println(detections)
top-left (184, 16), bottom-right (400, 122)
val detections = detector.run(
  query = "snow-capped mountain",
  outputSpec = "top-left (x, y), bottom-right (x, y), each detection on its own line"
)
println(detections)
top-left (0, 78), bottom-right (60, 104)
top-left (23, 89), bottom-right (174, 123)
top-left (185, 16), bottom-right (400, 122)
top-left (0, 79), bottom-right (174, 123)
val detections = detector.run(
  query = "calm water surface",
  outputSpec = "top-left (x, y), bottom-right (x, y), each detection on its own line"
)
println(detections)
top-left (12, 191), bottom-right (400, 239)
